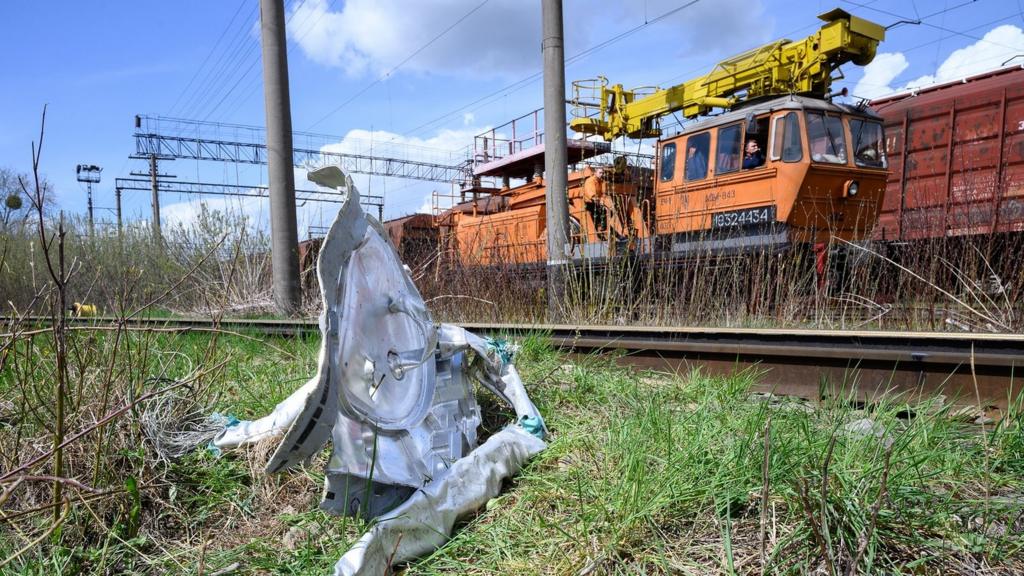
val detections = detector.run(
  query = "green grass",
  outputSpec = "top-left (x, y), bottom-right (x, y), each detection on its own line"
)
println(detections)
top-left (2, 331), bottom-right (1022, 574)
top-left (406, 336), bottom-right (1024, 575)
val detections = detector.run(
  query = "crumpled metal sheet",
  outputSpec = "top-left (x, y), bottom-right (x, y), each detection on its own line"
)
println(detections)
top-left (332, 425), bottom-right (546, 576)
top-left (212, 166), bottom-right (546, 571)
top-left (213, 376), bottom-right (318, 449)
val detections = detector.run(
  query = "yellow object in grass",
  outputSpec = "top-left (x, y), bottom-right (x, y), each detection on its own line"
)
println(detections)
top-left (70, 302), bottom-right (98, 317)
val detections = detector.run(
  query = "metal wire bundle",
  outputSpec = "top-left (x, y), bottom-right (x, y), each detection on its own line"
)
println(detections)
top-left (140, 383), bottom-right (230, 462)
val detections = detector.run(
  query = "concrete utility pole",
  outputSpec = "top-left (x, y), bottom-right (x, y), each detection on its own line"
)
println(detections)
top-left (542, 0), bottom-right (570, 322)
top-left (149, 155), bottom-right (161, 241)
top-left (260, 0), bottom-right (301, 316)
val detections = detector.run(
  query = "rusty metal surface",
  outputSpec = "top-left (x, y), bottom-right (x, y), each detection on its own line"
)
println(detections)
top-left (609, 355), bottom-right (1012, 415)
top-left (297, 237), bottom-right (324, 291)
top-left (382, 214), bottom-right (439, 265)
top-left (872, 66), bottom-right (1024, 240)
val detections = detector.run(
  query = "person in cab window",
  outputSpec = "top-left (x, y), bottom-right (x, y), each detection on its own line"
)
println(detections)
top-left (686, 143), bottom-right (707, 180)
top-left (742, 139), bottom-right (764, 169)
top-left (856, 145), bottom-right (881, 167)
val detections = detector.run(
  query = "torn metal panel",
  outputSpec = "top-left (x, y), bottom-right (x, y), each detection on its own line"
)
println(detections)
top-left (332, 425), bottom-right (546, 576)
top-left (212, 165), bottom-right (545, 572)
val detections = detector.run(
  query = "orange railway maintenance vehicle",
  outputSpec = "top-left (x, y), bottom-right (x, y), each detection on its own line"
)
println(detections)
top-left (443, 8), bottom-right (889, 268)
top-left (448, 148), bottom-right (652, 266)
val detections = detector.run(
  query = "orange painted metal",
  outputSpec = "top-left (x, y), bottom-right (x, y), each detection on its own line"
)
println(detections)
top-left (396, 97), bottom-right (892, 268)
top-left (654, 98), bottom-right (887, 245)
top-left (449, 166), bottom-right (652, 266)
top-left (443, 97), bottom-right (888, 265)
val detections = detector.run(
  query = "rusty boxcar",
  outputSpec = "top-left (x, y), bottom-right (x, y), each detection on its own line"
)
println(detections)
top-left (871, 65), bottom-right (1024, 240)
top-left (382, 213), bottom-right (440, 267)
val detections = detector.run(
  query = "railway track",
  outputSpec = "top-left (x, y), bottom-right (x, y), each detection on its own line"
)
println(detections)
top-left (7, 315), bottom-right (1022, 412)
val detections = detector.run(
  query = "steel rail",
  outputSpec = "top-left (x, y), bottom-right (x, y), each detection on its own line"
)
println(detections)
top-left (7, 316), bottom-right (1021, 409)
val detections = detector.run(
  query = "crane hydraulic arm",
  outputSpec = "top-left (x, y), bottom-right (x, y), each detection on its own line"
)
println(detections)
top-left (569, 8), bottom-right (885, 141)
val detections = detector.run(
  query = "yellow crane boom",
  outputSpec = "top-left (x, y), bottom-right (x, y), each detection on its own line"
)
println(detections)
top-left (569, 8), bottom-right (885, 141)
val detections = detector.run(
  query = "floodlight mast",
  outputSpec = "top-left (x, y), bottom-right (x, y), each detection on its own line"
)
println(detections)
top-left (75, 164), bottom-right (102, 237)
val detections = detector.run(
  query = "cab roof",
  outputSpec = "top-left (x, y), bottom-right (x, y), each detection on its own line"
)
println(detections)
top-left (664, 95), bottom-right (882, 140)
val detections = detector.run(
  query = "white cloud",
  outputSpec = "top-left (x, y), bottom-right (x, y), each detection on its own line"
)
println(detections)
top-left (162, 196), bottom-right (345, 241)
top-left (416, 194), bottom-right (435, 215)
top-left (161, 166), bottom-right (345, 238)
top-left (852, 52), bottom-right (909, 99)
top-left (320, 126), bottom-right (479, 160)
top-left (286, 0), bottom-right (541, 77)
top-left (855, 25), bottom-right (1024, 99)
top-left (462, 112), bottom-right (475, 126)
top-left (317, 125), bottom-right (494, 218)
top-left (286, 0), bottom-right (770, 79)
top-left (160, 123), bottom-right (494, 231)
top-left (161, 196), bottom-right (267, 231)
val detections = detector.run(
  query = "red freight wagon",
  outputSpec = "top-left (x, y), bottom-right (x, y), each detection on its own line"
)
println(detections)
top-left (383, 213), bottom-right (440, 265)
top-left (871, 66), bottom-right (1024, 241)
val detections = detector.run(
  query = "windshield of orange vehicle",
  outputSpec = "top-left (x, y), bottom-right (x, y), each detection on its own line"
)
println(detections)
top-left (806, 112), bottom-right (847, 164)
top-left (850, 119), bottom-right (887, 169)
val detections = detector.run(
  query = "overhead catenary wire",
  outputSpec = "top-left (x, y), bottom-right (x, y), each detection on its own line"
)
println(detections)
top-left (175, 2), bottom-right (261, 120)
top-left (190, 0), bottom-right (291, 121)
top-left (399, 0), bottom-right (703, 140)
top-left (305, 0), bottom-right (492, 131)
top-left (846, 9), bottom-right (1024, 101)
top-left (180, 13), bottom-right (261, 120)
top-left (842, 0), bottom-right (1022, 53)
top-left (655, 0), bottom-right (965, 90)
top-left (166, 0), bottom-right (249, 117)
top-left (401, 0), bottom-right (996, 142)
top-left (637, 1), bottom-right (1011, 108)
top-left (141, 1), bottom-right (325, 222)
top-left (184, 0), bottom-right (701, 142)
top-left (304, 0), bottom-right (703, 216)
top-left (192, 0), bottom-right (313, 122)
top-left (213, 0), bottom-right (341, 122)
top-left (201, 57), bottom-right (263, 122)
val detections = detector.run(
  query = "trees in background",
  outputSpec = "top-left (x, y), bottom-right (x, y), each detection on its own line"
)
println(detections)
top-left (1, 166), bottom-right (55, 232)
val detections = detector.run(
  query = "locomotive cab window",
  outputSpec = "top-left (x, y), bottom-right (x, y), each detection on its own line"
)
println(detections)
top-left (849, 119), bottom-right (887, 169)
top-left (660, 143), bottom-right (676, 181)
top-left (716, 124), bottom-right (742, 175)
top-left (684, 132), bottom-right (710, 181)
top-left (770, 111), bottom-right (803, 162)
top-left (806, 111), bottom-right (847, 164)
top-left (743, 116), bottom-right (769, 170)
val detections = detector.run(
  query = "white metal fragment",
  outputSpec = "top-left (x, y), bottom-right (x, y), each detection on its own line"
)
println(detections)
top-left (211, 166), bottom-right (546, 573)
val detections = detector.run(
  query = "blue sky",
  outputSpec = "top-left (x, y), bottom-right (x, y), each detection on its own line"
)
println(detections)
top-left (2, 0), bottom-right (1022, 234)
